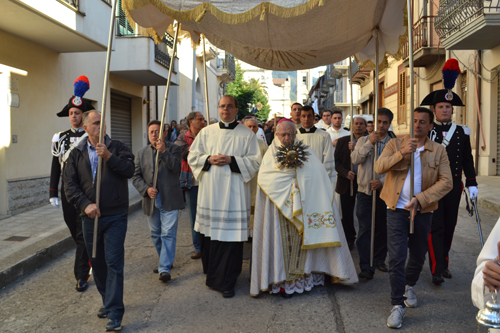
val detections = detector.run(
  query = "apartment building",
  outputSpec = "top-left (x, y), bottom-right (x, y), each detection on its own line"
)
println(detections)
top-left (0, 0), bottom-right (234, 216)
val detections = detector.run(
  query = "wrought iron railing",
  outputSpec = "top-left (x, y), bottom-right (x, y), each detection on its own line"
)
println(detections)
top-left (115, 14), bottom-right (173, 69)
top-left (402, 16), bottom-right (442, 60)
top-left (60, 0), bottom-right (79, 9)
top-left (219, 54), bottom-right (236, 80)
top-left (435, 0), bottom-right (500, 40)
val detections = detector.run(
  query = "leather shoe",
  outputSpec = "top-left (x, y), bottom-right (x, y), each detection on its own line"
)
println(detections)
top-left (442, 269), bottom-right (452, 279)
top-left (358, 270), bottom-right (374, 280)
top-left (159, 272), bottom-right (171, 282)
top-left (76, 280), bottom-right (88, 292)
top-left (432, 275), bottom-right (444, 285)
top-left (223, 290), bottom-right (235, 298)
top-left (376, 263), bottom-right (388, 272)
top-left (281, 292), bottom-right (293, 299)
top-left (97, 307), bottom-right (107, 319)
top-left (191, 252), bottom-right (201, 259)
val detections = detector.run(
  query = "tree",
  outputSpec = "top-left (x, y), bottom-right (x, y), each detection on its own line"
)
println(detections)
top-left (226, 62), bottom-right (271, 121)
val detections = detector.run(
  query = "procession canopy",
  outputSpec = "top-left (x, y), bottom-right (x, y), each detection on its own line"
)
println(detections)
top-left (122, 0), bottom-right (406, 70)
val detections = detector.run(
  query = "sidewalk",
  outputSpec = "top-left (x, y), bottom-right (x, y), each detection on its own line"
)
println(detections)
top-left (0, 181), bottom-right (142, 289)
top-left (477, 175), bottom-right (500, 216)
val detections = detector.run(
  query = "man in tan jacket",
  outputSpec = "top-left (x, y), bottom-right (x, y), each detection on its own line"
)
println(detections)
top-left (374, 107), bottom-right (452, 329)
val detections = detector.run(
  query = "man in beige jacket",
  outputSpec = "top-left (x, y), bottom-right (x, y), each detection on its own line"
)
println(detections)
top-left (374, 107), bottom-right (452, 329)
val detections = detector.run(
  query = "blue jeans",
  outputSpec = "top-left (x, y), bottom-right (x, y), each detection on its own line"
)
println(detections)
top-left (185, 186), bottom-right (200, 253)
top-left (82, 213), bottom-right (127, 321)
top-left (147, 193), bottom-right (178, 274)
top-left (356, 192), bottom-right (387, 272)
top-left (387, 209), bottom-right (432, 306)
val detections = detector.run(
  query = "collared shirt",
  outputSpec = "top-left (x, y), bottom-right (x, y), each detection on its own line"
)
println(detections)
top-left (377, 134), bottom-right (390, 158)
top-left (87, 141), bottom-right (98, 180)
top-left (396, 146), bottom-right (424, 209)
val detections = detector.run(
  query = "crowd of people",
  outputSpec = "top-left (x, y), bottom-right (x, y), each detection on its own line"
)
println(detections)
top-left (49, 66), bottom-right (497, 331)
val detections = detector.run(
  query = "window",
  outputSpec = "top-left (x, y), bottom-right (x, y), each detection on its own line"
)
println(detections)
top-left (398, 69), bottom-right (406, 124)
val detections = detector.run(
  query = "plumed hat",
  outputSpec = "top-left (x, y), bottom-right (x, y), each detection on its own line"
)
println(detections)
top-left (57, 75), bottom-right (95, 117)
top-left (420, 59), bottom-right (464, 107)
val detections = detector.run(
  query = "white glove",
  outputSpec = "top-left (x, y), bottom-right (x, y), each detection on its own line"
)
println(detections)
top-left (49, 197), bottom-right (59, 208)
top-left (468, 186), bottom-right (478, 199)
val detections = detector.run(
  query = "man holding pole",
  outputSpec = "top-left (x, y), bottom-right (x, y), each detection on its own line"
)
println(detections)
top-left (334, 117), bottom-right (367, 250)
top-left (188, 95), bottom-right (261, 298)
top-left (64, 110), bottom-right (134, 331)
top-left (351, 108), bottom-right (394, 279)
top-left (420, 58), bottom-right (478, 285)
top-left (375, 107), bottom-right (452, 329)
top-left (133, 120), bottom-right (183, 282)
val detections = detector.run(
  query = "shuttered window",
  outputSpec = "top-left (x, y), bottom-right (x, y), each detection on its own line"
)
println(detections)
top-left (398, 70), bottom-right (406, 124)
top-left (110, 93), bottom-right (132, 150)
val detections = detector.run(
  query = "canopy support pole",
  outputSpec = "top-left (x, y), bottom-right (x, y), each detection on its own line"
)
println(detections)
top-left (349, 57), bottom-right (354, 197)
top-left (93, 0), bottom-right (118, 258)
top-left (203, 35), bottom-right (211, 122)
top-left (370, 29), bottom-right (380, 267)
top-left (149, 22), bottom-right (181, 214)
top-left (407, 0), bottom-right (415, 234)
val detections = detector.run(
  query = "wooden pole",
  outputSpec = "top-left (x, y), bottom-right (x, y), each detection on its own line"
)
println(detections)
top-left (149, 22), bottom-right (181, 215)
top-left (203, 35), bottom-right (211, 122)
top-left (407, 0), bottom-right (415, 234)
top-left (370, 29), bottom-right (380, 267)
top-left (92, 0), bottom-right (118, 258)
top-left (349, 57), bottom-right (354, 197)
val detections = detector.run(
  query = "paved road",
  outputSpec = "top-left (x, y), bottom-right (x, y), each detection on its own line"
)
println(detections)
top-left (0, 198), bottom-right (498, 332)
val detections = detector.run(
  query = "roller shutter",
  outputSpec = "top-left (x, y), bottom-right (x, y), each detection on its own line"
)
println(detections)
top-left (110, 93), bottom-right (132, 150)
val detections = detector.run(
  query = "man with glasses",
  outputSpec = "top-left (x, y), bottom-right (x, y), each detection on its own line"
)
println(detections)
top-left (132, 120), bottom-right (183, 282)
top-left (188, 95), bottom-right (261, 298)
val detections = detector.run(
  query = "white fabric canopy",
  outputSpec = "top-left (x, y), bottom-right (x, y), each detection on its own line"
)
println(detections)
top-left (123, 0), bottom-right (406, 70)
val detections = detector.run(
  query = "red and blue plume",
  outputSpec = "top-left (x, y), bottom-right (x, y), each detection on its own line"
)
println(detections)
top-left (442, 59), bottom-right (460, 91)
top-left (73, 75), bottom-right (90, 98)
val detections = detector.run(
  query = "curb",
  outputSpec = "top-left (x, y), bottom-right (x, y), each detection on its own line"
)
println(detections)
top-left (0, 199), bottom-right (142, 290)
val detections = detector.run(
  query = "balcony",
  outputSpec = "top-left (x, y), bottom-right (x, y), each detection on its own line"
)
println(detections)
top-left (0, 0), bottom-right (109, 52)
top-left (216, 53), bottom-right (236, 82)
top-left (351, 61), bottom-right (371, 85)
top-left (110, 15), bottom-right (178, 86)
top-left (402, 16), bottom-right (445, 67)
top-left (435, 0), bottom-right (500, 50)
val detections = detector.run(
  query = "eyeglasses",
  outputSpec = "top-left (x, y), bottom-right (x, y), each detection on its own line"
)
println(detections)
top-left (148, 130), bottom-right (160, 135)
top-left (276, 132), bottom-right (296, 138)
top-left (218, 104), bottom-right (235, 109)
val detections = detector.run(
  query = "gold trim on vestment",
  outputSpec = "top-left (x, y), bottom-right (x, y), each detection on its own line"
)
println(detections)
top-left (301, 241), bottom-right (341, 250)
top-left (279, 213), bottom-right (307, 281)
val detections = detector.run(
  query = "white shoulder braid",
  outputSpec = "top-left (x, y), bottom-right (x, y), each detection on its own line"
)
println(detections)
top-left (461, 125), bottom-right (472, 135)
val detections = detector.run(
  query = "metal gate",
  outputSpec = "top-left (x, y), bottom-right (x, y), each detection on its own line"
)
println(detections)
top-left (110, 93), bottom-right (132, 150)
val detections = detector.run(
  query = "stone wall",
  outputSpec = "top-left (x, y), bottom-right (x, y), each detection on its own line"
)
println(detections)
top-left (7, 176), bottom-right (50, 216)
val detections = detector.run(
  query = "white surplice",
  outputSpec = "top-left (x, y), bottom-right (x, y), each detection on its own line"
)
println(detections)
top-left (249, 138), bottom-right (268, 234)
top-left (188, 123), bottom-right (261, 242)
top-left (296, 127), bottom-right (336, 184)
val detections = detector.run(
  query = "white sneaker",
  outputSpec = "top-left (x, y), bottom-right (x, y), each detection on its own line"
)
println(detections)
top-left (387, 305), bottom-right (405, 329)
top-left (404, 285), bottom-right (417, 308)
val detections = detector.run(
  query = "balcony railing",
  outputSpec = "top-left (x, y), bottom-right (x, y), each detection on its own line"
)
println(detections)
top-left (402, 16), bottom-right (441, 60)
top-left (115, 15), bottom-right (173, 69)
top-left (219, 54), bottom-right (236, 80)
top-left (60, 0), bottom-right (79, 10)
top-left (435, 0), bottom-right (500, 40)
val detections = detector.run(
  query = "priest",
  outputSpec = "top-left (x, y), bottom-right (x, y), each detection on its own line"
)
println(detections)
top-left (250, 119), bottom-right (357, 298)
top-left (296, 105), bottom-right (336, 183)
top-left (188, 95), bottom-right (262, 298)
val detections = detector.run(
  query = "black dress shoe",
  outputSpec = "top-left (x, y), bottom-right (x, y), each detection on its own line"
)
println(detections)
top-left (97, 307), bottom-right (107, 319)
top-left (432, 275), bottom-right (444, 285)
top-left (376, 263), bottom-right (388, 272)
top-left (159, 272), bottom-right (171, 282)
top-left (223, 290), bottom-right (235, 298)
top-left (442, 269), bottom-right (452, 279)
top-left (358, 270), bottom-right (374, 280)
top-left (76, 280), bottom-right (88, 292)
top-left (281, 292), bottom-right (293, 299)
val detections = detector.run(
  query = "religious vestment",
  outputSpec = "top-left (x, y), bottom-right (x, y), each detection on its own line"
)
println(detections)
top-left (188, 120), bottom-right (261, 292)
top-left (296, 126), bottom-right (336, 184)
top-left (249, 138), bottom-right (268, 236)
top-left (250, 138), bottom-right (358, 296)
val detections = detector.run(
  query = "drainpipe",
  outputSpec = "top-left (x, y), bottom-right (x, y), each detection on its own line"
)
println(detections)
top-left (146, 86), bottom-right (150, 122)
top-left (192, 49), bottom-right (197, 110)
top-left (155, 86), bottom-right (159, 120)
